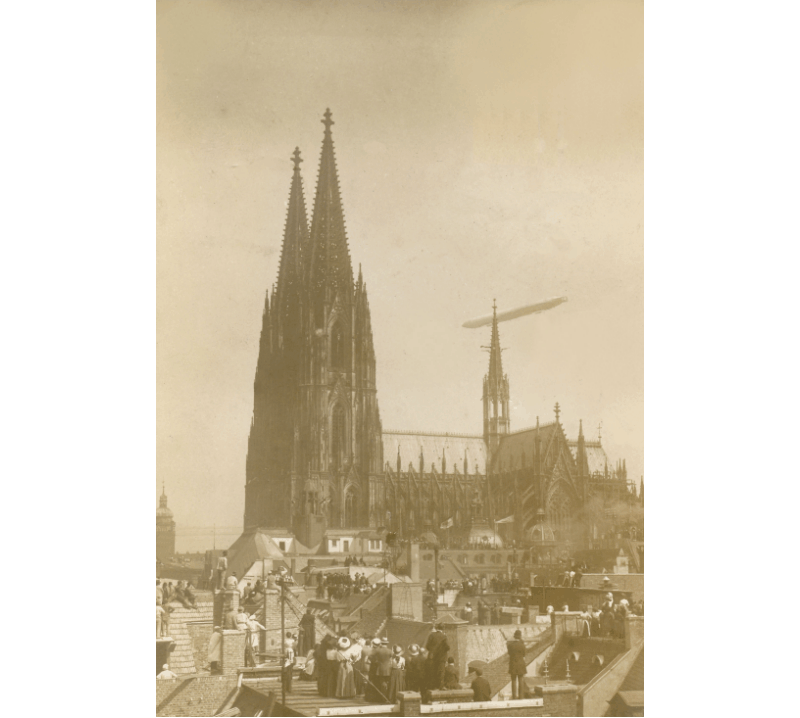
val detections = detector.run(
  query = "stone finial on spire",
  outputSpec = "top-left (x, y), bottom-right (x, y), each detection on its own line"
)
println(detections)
top-left (291, 146), bottom-right (303, 170)
top-left (322, 108), bottom-right (334, 133)
top-left (554, 402), bottom-right (561, 424)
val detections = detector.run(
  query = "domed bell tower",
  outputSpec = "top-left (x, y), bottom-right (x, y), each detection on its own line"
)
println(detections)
top-left (156, 483), bottom-right (176, 562)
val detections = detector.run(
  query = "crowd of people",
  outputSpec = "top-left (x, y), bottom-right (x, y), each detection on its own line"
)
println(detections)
top-left (292, 623), bottom-right (539, 704)
top-left (343, 556), bottom-right (367, 567)
top-left (315, 572), bottom-right (373, 601)
top-left (574, 593), bottom-right (643, 638)
top-left (156, 579), bottom-right (201, 638)
top-left (283, 622), bottom-right (516, 705)
top-left (427, 574), bottom-right (524, 597)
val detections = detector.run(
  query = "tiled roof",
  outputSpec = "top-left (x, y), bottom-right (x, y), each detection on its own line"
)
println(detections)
top-left (226, 530), bottom-right (287, 579)
top-left (491, 422), bottom-right (562, 473)
top-left (163, 599), bottom-right (215, 675)
top-left (567, 442), bottom-right (610, 475)
top-left (383, 431), bottom-right (487, 475)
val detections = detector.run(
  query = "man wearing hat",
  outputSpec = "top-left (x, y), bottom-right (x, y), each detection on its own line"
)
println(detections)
top-left (506, 629), bottom-right (526, 700)
top-left (424, 623), bottom-right (450, 692)
top-left (365, 638), bottom-right (382, 701)
top-left (373, 638), bottom-right (393, 701)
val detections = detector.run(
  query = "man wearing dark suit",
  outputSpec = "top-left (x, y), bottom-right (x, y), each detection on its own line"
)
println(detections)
top-left (470, 668), bottom-right (491, 702)
top-left (371, 639), bottom-right (393, 702)
top-left (506, 629), bottom-right (527, 700)
top-left (424, 624), bottom-right (450, 691)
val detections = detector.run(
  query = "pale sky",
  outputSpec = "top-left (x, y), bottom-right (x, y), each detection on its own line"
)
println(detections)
top-left (157, 0), bottom-right (643, 552)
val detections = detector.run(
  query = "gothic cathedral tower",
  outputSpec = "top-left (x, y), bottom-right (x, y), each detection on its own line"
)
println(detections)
top-left (483, 301), bottom-right (510, 464)
top-left (244, 110), bottom-right (384, 547)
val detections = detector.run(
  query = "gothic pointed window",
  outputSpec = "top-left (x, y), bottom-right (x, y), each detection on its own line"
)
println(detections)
top-left (331, 322), bottom-right (349, 370)
top-left (332, 404), bottom-right (346, 472)
top-left (547, 482), bottom-right (573, 539)
top-left (344, 486), bottom-right (357, 527)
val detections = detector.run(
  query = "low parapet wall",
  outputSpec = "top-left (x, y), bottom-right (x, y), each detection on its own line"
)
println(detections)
top-left (580, 574), bottom-right (644, 603)
top-left (397, 685), bottom-right (577, 717)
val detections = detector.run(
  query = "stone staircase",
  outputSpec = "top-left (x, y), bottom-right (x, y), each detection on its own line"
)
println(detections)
top-left (545, 636), bottom-right (626, 685)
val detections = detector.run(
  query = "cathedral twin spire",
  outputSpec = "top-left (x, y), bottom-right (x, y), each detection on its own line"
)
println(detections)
top-left (246, 110), bottom-right (381, 533)
top-left (267, 109), bottom-right (355, 329)
top-left (308, 109), bottom-right (354, 311)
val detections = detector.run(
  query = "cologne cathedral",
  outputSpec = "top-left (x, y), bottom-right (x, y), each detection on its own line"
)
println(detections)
top-left (244, 110), bottom-right (638, 551)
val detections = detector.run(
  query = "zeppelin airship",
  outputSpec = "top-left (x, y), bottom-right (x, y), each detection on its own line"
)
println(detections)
top-left (462, 296), bottom-right (568, 328)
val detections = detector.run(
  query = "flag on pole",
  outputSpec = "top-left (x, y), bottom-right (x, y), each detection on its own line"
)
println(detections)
top-left (440, 517), bottom-right (454, 529)
top-left (495, 515), bottom-right (515, 524)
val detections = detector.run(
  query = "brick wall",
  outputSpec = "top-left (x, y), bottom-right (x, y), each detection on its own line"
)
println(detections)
top-left (220, 630), bottom-right (247, 675)
top-left (155, 675), bottom-right (239, 717)
top-left (187, 623), bottom-right (213, 672)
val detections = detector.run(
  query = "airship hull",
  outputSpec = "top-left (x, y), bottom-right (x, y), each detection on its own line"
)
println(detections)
top-left (462, 296), bottom-right (568, 328)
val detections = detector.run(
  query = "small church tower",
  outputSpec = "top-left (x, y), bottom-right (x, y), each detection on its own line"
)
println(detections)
top-left (156, 483), bottom-right (176, 563)
top-left (483, 300), bottom-right (510, 463)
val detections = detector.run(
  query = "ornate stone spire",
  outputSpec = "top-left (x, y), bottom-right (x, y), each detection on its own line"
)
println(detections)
top-left (576, 419), bottom-right (589, 477)
top-left (487, 299), bottom-right (504, 388)
top-left (308, 109), bottom-right (354, 318)
top-left (274, 147), bottom-right (309, 320)
top-left (483, 299), bottom-right (510, 460)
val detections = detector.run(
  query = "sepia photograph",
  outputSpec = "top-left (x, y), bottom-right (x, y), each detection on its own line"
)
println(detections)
top-left (156, 1), bottom-right (643, 715)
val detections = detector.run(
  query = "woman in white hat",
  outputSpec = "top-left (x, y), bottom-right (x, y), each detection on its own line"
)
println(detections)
top-left (335, 636), bottom-right (356, 699)
top-left (387, 645), bottom-right (406, 702)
